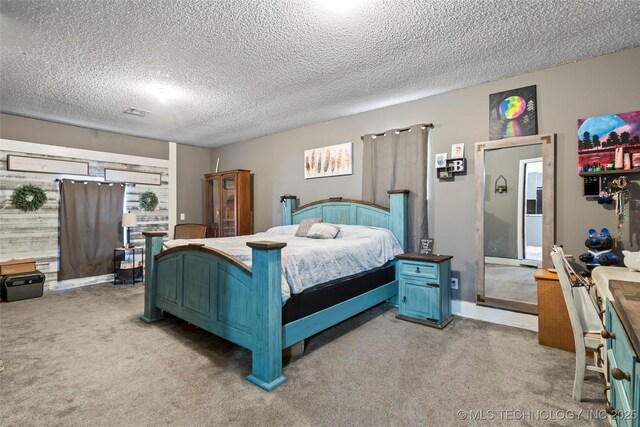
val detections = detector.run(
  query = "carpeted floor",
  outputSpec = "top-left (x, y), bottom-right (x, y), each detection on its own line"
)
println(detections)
top-left (0, 283), bottom-right (606, 426)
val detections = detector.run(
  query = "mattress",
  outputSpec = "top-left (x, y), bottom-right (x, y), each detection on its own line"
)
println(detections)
top-left (164, 224), bottom-right (403, 303)
top-left (281, 262), bottom-right (395, 324)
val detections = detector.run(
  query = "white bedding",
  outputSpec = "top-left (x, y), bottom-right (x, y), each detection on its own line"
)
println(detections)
top-left (164, 224), bottom-right (403, 303)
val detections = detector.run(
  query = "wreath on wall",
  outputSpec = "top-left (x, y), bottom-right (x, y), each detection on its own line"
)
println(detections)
top-left (139, 191), bottom-right (159, 212)
top-left (11, 184), bottom-right (47, 212)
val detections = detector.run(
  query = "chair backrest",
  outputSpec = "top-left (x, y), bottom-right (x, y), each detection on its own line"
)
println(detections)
top-left (174, 223), bottom-right (207, 239)
top-left (551, 249), bottom-right (585, 348)
top-left (551, 247), bottom-right (603, 339)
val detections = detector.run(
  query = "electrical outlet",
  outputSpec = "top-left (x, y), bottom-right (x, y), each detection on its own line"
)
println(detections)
top-left (451, 278), bottom-right (459, 290)
top-left (180, 213), bottom-right (185, 220)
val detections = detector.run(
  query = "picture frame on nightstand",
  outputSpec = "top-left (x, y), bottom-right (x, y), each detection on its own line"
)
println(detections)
top-left (419, 238), bottom-right (434, 255)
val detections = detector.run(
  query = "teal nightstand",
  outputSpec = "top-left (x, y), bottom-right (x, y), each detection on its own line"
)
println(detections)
top-left (396, 253), bottom-right (453, 329)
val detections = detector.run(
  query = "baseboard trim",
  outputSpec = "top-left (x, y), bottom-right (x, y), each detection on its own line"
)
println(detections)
top-left (451, 299), bottom-right (538, 332)
top-left (54, 274), bottom-right (114, 290)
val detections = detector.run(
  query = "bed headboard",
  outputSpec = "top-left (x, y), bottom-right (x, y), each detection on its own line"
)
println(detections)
top-left (281, 190), bottom-right (409, 251)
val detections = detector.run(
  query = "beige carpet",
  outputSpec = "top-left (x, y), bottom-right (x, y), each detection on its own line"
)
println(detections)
top-left (0, 283), bottom-right (606, 426)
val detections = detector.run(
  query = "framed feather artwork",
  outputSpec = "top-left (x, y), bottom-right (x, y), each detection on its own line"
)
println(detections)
top-left (304, 142), bottom-right (353, 179)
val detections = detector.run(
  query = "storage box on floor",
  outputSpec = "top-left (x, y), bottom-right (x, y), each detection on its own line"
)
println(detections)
top-left (0, 258), bottom-right (45, 302)
top-left (0, 258), bottom-right (36, 276)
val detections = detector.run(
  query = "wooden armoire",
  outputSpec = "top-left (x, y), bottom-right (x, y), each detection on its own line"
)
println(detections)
top-left (204, 169), bottom-right (252, 238)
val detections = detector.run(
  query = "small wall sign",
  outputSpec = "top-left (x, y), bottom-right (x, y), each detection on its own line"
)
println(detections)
top-left (105, 168), bottom-right (162, 185)
top-left (419, 238), bottom-right (434, 255)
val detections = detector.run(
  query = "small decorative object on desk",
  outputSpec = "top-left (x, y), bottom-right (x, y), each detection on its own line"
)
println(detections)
top-left (578, 228), bottom-right (621, 271)
top-left (622, 250), bottom-right (640, 272)
top-left (419, 238), bottom-right (434, 255)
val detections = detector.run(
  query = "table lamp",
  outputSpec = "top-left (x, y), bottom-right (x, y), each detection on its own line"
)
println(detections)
top-left (122, 212), bottom-right (138, 248)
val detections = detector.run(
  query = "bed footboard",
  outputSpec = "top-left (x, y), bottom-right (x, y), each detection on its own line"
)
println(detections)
top-left (140, 232), bottom-right (287, 391)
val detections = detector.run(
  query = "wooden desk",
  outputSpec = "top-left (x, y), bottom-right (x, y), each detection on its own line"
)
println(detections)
top-left (535, 268), bottom-right (575, 352)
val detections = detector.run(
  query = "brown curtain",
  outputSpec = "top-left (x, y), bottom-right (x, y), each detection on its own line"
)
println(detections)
top-left (362, 124), bottom-right (429, 252)
top-left (59, 181), bottom-right (124, 280)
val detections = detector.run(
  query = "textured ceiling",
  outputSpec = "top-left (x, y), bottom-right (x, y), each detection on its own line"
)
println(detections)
top-left (1, 0), bottom-right (639, 147)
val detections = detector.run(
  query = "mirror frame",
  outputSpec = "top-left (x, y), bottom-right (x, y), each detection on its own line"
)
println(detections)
top-left (475, 134), bottom-right (556, 314)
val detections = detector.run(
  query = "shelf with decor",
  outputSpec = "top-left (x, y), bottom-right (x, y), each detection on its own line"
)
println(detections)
top-left (114, 247), bottom-right (144, 285)
top-left (578, 169), bottom-right (640, 177)
top-left (436, 158), bottom-right (466, 180)
top-left (580, 169), bottom-right (638, 197)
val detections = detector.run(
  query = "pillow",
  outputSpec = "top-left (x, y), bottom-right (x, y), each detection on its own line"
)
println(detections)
top-left (307, 223), bottom-right (340, 239)
top-left (295, 218), bottom-right (323, 237)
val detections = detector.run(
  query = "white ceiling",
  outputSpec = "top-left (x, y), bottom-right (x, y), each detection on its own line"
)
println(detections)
top-left (1, 0), bottom-right (639, 148)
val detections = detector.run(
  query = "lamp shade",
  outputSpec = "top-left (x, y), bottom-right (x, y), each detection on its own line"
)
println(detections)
top-left (122, 212), bottom-right (138, 227)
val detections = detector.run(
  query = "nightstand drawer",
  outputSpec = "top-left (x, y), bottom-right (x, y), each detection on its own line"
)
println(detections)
top-left (398, 260), bottom-right (438, 281)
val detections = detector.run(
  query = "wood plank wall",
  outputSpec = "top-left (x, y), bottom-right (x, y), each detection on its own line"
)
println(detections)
top-left (0, 149), bottom-right (168, 290)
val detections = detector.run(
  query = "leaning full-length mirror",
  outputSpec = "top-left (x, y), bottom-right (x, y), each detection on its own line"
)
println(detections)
top-left (475, 134), bottom-right (556, 314)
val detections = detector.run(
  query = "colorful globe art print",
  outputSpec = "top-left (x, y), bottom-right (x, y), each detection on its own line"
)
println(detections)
top-left (489, 85), bottom-right (538, 140)
top-left (577, 110), bottom-right (640, 173)
top-left (499, 96), bottom-right (527, 119)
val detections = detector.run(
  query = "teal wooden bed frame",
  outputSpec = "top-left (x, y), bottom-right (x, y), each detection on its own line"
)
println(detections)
top-left (141, 190), bottom-right (408, 391)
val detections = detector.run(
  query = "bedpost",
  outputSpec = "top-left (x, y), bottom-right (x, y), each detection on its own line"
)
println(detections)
top-left (388, 189), bottom-right (409, 251)
top-left (140, 231), bottom-right (167, 323)
top-left (281, 195), bottom-right (298, 225)
top-left (246, 241), bottom-right (287, 391)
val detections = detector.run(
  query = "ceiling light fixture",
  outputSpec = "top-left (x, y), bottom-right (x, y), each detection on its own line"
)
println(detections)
top-left (155, 86), bottom-right (172, 103)
top-left (323, 0), bottom-right (362, 14)
top-left (140, 83), bottom-right (182, 103)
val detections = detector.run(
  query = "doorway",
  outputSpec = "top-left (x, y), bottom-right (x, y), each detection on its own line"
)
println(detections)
top-left (518, 158), bottom-right (543, 266)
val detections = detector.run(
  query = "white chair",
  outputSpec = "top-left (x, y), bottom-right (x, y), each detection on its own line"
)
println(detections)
top-left (550, 246), bottom-right (605, 401)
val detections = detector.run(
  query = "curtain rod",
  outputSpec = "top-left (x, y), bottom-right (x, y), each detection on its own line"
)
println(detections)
top-left (361, 123), bottom-right (434, 140)
top-left (54, 178), bottom-right (136, 187)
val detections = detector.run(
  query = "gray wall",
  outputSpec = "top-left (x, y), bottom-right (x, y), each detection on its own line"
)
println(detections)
top-left (1, 113), bottom-right (169, 159)
top-left (176, 143), bottom-right (212, 224)
top-left (211, 46), bottom-right (640, 302)
top-left (484, 144), bottom-right (541, 259)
